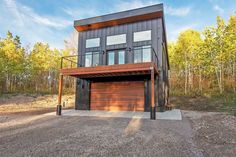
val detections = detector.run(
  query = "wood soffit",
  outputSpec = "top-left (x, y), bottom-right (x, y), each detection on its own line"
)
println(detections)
top-left (74, 11), bottom-right (163, 32)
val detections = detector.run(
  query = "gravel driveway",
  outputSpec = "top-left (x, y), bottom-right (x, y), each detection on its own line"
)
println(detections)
top-left (0, 111), bottom-right (235, 157)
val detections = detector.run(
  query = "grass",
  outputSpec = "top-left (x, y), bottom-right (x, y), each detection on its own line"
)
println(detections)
top-left (170, 91), bottom-right (236, 116)
top-left (211, 93), bottom-right (236, 116)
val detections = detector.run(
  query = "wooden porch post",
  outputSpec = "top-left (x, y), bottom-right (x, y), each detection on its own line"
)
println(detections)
top-left (150, 67), bottom-right (156, 120)
top-left (56, 74), bottom-right (63, 115)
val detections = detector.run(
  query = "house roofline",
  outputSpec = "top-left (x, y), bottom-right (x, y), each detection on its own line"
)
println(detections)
top-left (74, 3), bottom-right (164, 32)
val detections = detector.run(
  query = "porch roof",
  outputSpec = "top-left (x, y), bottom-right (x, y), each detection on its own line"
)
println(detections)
top-left (60, 62), bottom-right (158, 78)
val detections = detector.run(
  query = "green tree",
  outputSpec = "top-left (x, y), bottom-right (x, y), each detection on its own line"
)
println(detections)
top-left (0, 31), bottom-right (25, 92)
top-left (174, 29), bottom-right (202, 94)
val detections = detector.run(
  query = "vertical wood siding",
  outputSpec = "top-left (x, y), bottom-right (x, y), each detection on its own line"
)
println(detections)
top-left (90, 81), bottom-right (144, 111)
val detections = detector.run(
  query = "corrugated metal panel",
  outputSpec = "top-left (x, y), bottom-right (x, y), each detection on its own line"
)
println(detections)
top-left (78, 18), bottom-right (162, 66)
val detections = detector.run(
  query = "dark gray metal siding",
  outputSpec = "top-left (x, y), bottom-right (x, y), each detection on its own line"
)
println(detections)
top-left (77, 18), bottom-right (162, 67)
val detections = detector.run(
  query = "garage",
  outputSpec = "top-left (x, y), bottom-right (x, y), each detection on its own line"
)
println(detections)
top-left (90, 81), bottom-right (144, 111)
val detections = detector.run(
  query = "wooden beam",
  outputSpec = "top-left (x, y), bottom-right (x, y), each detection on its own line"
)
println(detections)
top-left (58, 74), bottom-right (63, 105)
top-left (151, 67), bottom-right (155, 108)
top-left (57, 74), bottom-right (63, 115)
top-left (150, 66), bottom-right (156, 119)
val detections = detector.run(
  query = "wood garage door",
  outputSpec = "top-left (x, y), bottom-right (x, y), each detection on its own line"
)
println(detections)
top-left (90, 81), bottom-right (144, 111)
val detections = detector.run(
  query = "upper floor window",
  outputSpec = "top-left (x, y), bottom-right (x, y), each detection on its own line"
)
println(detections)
top-left (107, 51), bottom-right (115, 65)
top-left (86, 38), bottom-right (100, 48)
top-left (106, 34), bottom-right (126, 45)
top-left (118, 50), bottom-right (125, 64)
top-left (107, 49), bottom-right (125, 65)
top-left (85, 52), bottom-right (99, 67)
top-left (134, 45), bottom-right (151, 63)
top-left (133, 30), bottom-right (151, 42)
top-left (85, 52), bottom-right (92, 67)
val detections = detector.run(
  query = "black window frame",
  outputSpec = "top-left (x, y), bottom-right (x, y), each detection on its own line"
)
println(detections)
top-left (84, 51), bottom-right (100, 67)
top-left (106, 49), bottom-right (126, 65)
top-left (133, 45), bottom-right (152, 63)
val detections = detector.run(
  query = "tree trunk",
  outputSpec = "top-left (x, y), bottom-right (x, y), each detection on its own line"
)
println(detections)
top-left (185, 63), bottom-right (188, 95)
top-left (199, 66), bottom-right (202, 94)
top-left (215, 64), bottom-right (222, 94)
top-left (188, 64), bottom-right (192, 91)
top-left (6, 73), bottom-right (9, 93)
top-left (233, 62), bottom-right (235, 93)
top-left (221, 63), bottom-right (224, 92)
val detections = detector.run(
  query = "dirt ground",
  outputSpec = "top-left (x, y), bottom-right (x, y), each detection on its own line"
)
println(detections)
top-left (0, 110), bottom-right (235, 157)
top-left (0, 95), bottom-right (235, 156)
top-left (0, 94), bottom-right (75, 115)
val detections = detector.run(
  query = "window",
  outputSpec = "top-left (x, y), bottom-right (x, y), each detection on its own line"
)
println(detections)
top-left (134, 45), bottom-right (151, 63)
top-left (118, 50), bottom-right (125, 64)
top-left (86, 38), bottom-right (100, 48)
top-left (107, 49), bottom-right (125, 65)
top-left (134, 48), bottom-right (142, 63)
top-left (108, 51), bottom-right (115, 65)
top-left (85, 52), bottom-right (99, 67)
top-left (93, 53), bottom-right (99, 66)
top-left (85, 52), bottom-right (92, 67)
top-left (107, 34), bottom-right (126, 45)
top-left (133, 30), bottom-right (151, 42)
top-left (142, 46), bottom-right (151, 62)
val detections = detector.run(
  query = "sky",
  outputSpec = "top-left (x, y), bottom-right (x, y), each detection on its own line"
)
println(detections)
top-left (0, 0), bottom-right (235, 49)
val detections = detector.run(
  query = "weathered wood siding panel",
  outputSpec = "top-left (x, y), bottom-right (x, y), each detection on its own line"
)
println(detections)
top-left (90, 81), bottom-right (144, 111)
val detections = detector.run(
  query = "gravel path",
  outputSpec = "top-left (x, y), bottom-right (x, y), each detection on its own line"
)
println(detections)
top-left (0, 111), bottom-right (235, 157)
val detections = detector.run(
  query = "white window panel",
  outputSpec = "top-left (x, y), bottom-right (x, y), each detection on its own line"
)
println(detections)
top-left (85, 52), bottom-right (92, 67)
top-left (133, 30), bottom-right (151, 42)
top-left (86, 38), bottom-right (100, 48)
top-left (107, 34), bottom-right (126, 45)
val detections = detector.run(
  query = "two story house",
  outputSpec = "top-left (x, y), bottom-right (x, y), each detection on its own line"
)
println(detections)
top-left (57, 4), bottom-right (169, 119)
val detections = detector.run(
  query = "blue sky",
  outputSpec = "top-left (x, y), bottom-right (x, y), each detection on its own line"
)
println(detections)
top-left (0, 0), bottom-right (235, 49)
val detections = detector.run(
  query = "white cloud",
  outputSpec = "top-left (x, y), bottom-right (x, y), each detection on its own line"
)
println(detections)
top-left (114, 0), bottom-right (191, 17)
top-left (114, 0), bottom-right (157, 12)
top-left (4, 0), bottom-right (72, 29)
top-left (4, 0), bottom-right (24, 26)
top-left (0, 0), bottom-right (73, 49)
top-left (23, 7), bottom-right (71, 28)
top-left (165, 6), bottom-right (191, 16)
top-left (63, 7), bottom-right (99, 19)
top-left (168, 24), bottom-right (198, 41)
top-left (213, 5), bottom-right (224, 14)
